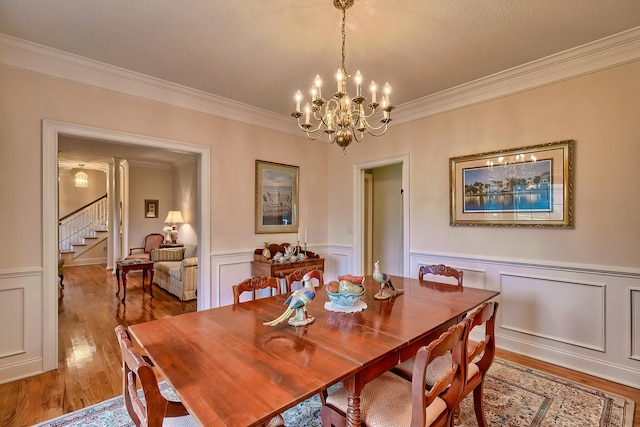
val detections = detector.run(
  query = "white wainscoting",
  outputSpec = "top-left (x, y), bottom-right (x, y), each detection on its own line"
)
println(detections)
top-left (632, 288), bottom-right (640, 361)
top-left (411, 251), bottom-right (640, 388)
top-left (499, 273), bottom-right (605, 352)
top-left (0, 268), bottom-right (44, 384)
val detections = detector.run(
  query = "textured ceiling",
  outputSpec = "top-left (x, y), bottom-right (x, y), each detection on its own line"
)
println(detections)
top-left (2, 1), bottom-right (640, 163)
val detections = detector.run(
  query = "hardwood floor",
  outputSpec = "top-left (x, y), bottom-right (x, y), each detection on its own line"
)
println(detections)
top-left (0, 264), bottom-right (196, 427)
top-left (0, 264), bottom-right (637, 426)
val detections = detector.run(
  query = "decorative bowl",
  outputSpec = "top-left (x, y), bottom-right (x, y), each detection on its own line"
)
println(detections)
top-left (326, 287), bottom-right (366, 307)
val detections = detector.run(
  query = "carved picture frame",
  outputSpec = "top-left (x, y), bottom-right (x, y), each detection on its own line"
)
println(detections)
top-left (450, 140), bottom-right (574, 227)
top-left (255, 160), bottom-right (299, 234)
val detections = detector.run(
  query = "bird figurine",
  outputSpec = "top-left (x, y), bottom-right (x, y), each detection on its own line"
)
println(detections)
top-left (263, 270), bottom-right (322, 327)
top-left (373, 260), bottom-right (404, 300)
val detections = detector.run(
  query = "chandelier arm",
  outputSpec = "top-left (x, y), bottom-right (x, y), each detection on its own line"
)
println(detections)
top-left (327, 131), bottom-right (338, 144)
top-left (362, 123), bottom-right (390, 137)
top-left (296, 118), bottom-right (328, 136)
top-left (355, 105), bottom-right (378, 120)
top-left (352, 128), bottom-right (364, 143)
top-left (358, 118), bottom-right (388, 132)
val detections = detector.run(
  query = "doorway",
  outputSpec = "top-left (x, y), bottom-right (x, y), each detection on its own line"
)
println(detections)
top-left (353, 154), bottom-right (410, 277)
top-left (42, 120), bottom-right (211, 372)
top-left (363, 164), bottom-right (403, 276)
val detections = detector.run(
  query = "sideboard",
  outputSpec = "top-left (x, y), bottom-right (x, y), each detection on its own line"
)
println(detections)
top-left (250, 243), bottom-right (324, 278)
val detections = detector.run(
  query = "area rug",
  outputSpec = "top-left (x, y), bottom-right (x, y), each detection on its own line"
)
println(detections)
top-left (33, 359), bottom-right (634, 427)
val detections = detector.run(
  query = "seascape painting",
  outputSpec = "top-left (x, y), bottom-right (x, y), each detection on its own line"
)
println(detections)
top-left (462, 159), bottom-right (553, 213)
top-left (449, 140), bottom-right (573, 227)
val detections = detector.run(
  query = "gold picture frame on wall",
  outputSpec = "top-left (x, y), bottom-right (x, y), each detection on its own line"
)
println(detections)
top-left (449, 140), bottom-right (574, 227)
top-left (255, 160), bottom-right (299, 234)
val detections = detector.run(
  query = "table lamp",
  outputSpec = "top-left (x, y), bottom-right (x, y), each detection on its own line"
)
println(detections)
top-left (164, 210), bottom-right (184, 243)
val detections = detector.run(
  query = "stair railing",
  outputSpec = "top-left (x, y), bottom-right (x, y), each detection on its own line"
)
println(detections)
top-left (59, 194), bottom-right (108, 252)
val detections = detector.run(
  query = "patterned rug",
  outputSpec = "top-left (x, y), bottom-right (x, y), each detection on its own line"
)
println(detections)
top-left (33, 359), bottom-right (634, 427)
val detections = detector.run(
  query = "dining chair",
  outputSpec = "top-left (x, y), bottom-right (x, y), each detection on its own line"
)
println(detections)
top-left (320, 322), bottom-right (468, 427)
top-left (418, 264), bottom-right (463, 287)
top-left (392, 301), bottom-right (499, 427)
top-left (232, 275), bottom-right (280, 304)
top-left (114, 325), bottom-right (197, 427)
top-left (285, 267), bottom-right (324, 293)
top-left (231, 277), bottom-right (286, 426)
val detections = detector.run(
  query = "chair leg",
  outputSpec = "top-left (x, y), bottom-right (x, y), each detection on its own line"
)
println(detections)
top-left (320, 405), bottom-right (347, 427)
top-left (59, 274), bottom-right (64, 288)
top-left (472, 383), bottom-right (488, 427)
top-left (453, 404), bottom-right (461, 425)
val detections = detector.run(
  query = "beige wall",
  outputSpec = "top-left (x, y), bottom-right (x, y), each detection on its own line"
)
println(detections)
top-left (128, 165), bottom-right (174, 247)
top-left (0, 65), bottom-right (329, 269)
top-left (58, 168), bottom-right (107, 218)
top-left (328, 60), bottom-right (640, 269)
top-left (173, 159), bottom-right (198, 246)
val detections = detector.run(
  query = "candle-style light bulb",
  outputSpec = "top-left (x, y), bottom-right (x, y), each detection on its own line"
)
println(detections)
top-left (355, 70), bottom-right (362, 97)
top-left (311, 85), bottom-right (317, 101)
top-left (304, 103), bottom-right (311, 124)
top-left (295, 90), bottom-right (302, 112)
top-left (336, 69), bottom-right (343, 92)
top-left (314, 74), bottom-right (322, 99)
top-left (370, 81), bottom-right (377, 103)
top-left (384, 82), bottom-right (391, 105)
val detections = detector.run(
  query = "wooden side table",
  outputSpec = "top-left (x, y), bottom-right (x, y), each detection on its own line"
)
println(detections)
top-left (115, 260), bottom-right (155, 303)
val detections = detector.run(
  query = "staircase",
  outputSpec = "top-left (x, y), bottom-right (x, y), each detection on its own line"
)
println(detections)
top-left (60, 194), bottom-right (108, 264)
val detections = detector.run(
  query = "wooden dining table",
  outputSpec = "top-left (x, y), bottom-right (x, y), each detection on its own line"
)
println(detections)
top-left (129, 275), bottom-right (499, 427)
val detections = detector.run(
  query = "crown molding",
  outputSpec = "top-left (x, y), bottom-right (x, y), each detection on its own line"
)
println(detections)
top-left (0, 34), bottom-right (298, 137)
top-left (2, 28), bottom-right (639, 131)
top-left (395, 26), bottom-right (640, 125)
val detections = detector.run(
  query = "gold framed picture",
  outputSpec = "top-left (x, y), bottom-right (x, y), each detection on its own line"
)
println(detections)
top-left (450, 140), bottom-right (574, 227)
top-left (255, 160), bottom-right (299, 234)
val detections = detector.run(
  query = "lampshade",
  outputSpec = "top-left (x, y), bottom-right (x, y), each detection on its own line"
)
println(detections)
top-left (75, 164), bottom-right (88, 188)
top-left (164, 211), bottom-right (184, 225)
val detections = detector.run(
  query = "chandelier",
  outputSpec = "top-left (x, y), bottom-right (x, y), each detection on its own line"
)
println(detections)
top-left (291, 0), bottom-right (395, 153)
top-left (75, 164), bottom-right (88, 188)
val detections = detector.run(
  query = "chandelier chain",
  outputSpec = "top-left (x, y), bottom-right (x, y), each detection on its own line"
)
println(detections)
top-left (341, 6), bottom-right (347, 73)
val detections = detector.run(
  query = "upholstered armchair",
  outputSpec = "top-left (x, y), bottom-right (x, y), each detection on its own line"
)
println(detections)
top-left (126, 233), bottom-right (164, 261)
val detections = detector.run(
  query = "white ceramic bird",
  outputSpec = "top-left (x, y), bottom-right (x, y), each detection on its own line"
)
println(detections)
top-left (373, 260), bottom-right (404, 300)
top-left (263, 270), bottom-right (322, 327)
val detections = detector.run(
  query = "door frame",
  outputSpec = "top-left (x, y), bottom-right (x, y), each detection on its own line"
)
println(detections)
top-left (42, 119), bottom-right (211, 372)
top-left (352, 153), bottom-right (410, 276)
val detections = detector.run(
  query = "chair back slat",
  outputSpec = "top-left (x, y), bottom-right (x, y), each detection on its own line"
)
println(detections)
top-left (411, 322), bottom-right (467, 427)
top-left (285, 268), bottom-right (324, 293)
top-left (233, 276), bottom-right (280, 304)
top-left (419, 264), bottom-right (463, 286)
